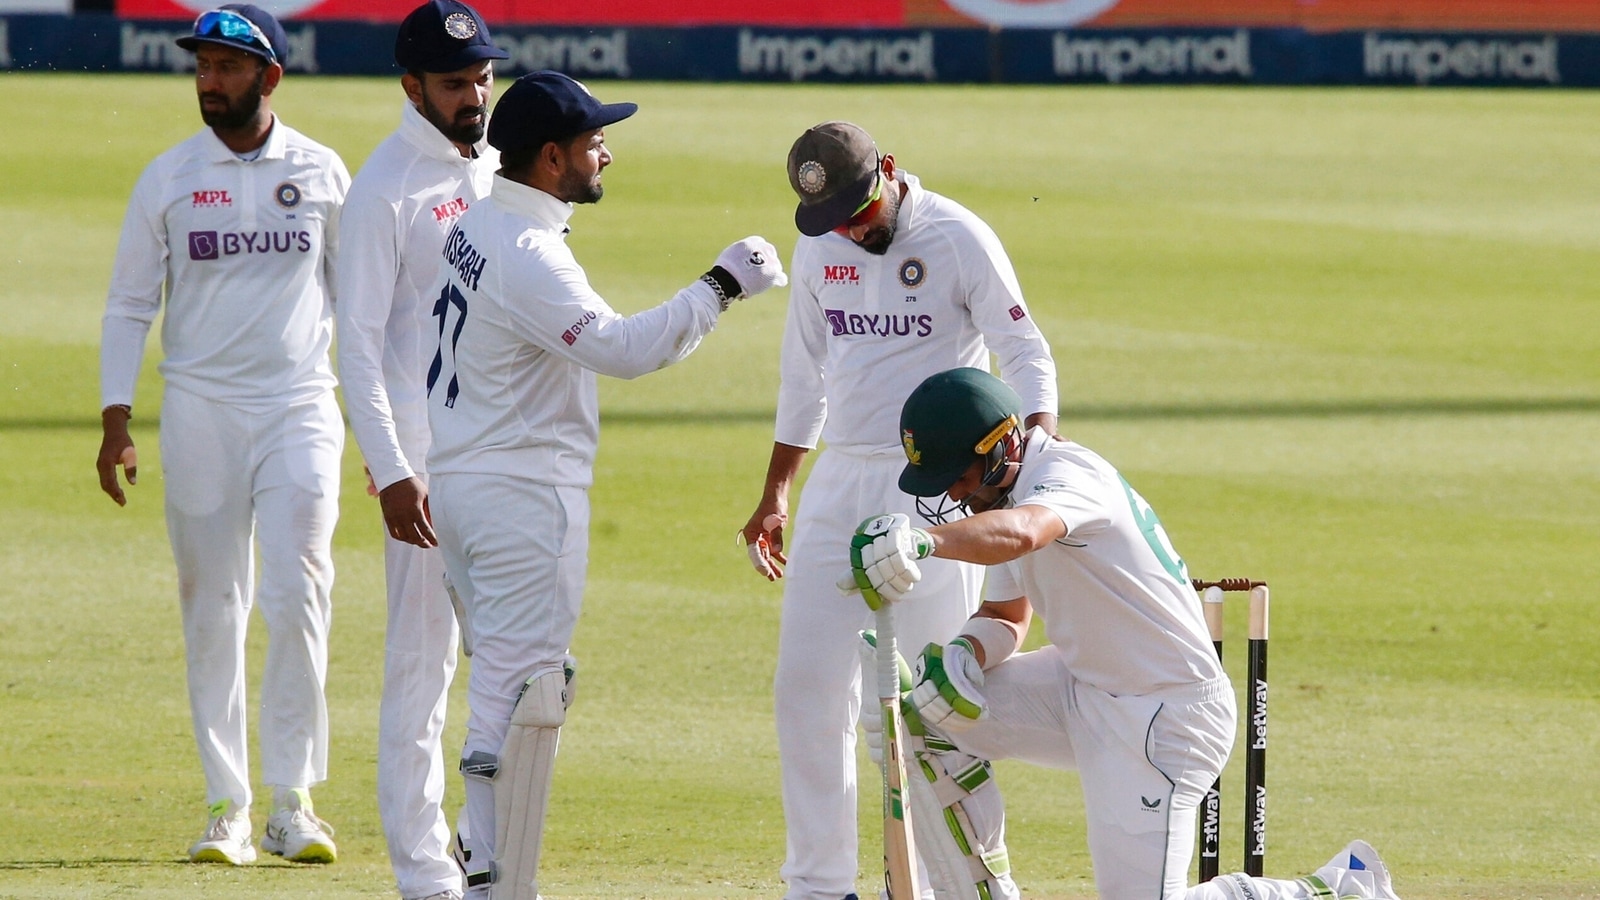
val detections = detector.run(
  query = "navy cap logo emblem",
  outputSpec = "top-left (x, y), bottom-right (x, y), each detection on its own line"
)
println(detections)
top-left (898, 257), bottom-right (926, 288)
top-left (797, 160), bottom-right (826, 195)
top-left (274, 182), bottom-right (302, 209)
top-left (444, 12), bottom-right (476, 39)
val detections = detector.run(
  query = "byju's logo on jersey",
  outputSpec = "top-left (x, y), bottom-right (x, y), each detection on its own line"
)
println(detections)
top-left (187, 230), bottom-right (313, 260)
top-left (562, 310), bottom-right (597, 346)
top-left (1009, 304), bottom-right (1027, 321)
top-left (824, 309), bottom-right (933, 338)
top-left (189, 231), bottom-right (219, 260)
top-left (822, 264), bottom-right (860, 285)
top-left (192, 190), bottom-right (232, 208)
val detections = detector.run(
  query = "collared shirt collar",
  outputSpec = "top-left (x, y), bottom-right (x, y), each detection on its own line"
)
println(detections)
top-left (201, 114), bottom-right (287, 163)
top-left (490, 173), bottom-right (576, 233)
top-left (894, 170), bottom-right (924, 232)
top-left (398, 101), bottom-right (489, 163)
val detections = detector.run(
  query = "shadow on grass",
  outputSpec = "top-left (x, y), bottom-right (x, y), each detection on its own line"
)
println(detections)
top-left (0, 858), bottom-right (187, 869)
top-left (5, 396), bottom-right (1600, 432)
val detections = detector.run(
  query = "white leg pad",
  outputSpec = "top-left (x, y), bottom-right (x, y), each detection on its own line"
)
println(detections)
top-left (490, 667), bottom-right (570, 900)
top-left (903, 714), bottom-right (1019, 900)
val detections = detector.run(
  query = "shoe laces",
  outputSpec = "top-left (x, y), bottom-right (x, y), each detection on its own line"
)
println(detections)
top-left (283, 806), bottom-right (335, 837)
top-left (205, 810), bottom-right (246, 842)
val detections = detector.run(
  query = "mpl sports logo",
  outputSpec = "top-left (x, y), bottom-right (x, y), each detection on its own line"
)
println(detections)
top-left (824, 309), bottom-right (932, 338)
top-left (188, 230), bottom-right (312, 260)
top-left (192, 190), bottom-right (232, 208)
top-left (433, 197), bottom-right (470, 223)
top-left (823, 264), bottom-right (860, 285)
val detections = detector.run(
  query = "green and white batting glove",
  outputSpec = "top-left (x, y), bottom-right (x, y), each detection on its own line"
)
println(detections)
top-left (848, 513), bottom-right (934, 611)
top-left (911, 639), bottom-right (987, 733)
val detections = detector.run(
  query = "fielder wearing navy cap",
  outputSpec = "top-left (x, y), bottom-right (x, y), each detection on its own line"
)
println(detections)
top-left (395, 0), bottom-right (508, 73)
top-left (176, 3), bottom-right (286, 64)
top-left (487, 71), bottom-right (637, 155)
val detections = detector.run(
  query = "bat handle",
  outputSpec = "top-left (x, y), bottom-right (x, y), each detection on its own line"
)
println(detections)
top-left (875, 606), bottom-right (898, 701)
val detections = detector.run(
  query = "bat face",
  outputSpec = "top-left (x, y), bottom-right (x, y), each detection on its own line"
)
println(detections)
top-left (879, 666), bottom-right (918, 897)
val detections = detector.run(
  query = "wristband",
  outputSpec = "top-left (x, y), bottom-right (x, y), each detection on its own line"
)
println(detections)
top-left (706, 265), bottom-right (743, 303)
top-left (960, 616), bottom-right (1018, 670)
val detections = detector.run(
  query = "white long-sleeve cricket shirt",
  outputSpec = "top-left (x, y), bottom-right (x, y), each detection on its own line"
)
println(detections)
top-left (336, 102), bottom-right (499, 492)
top-left (100, 118), bottom-right (349, 411)
top-left (775, 172), bottom-right (1057, 454)
top-left (425, 175), bottom-right (726, 487)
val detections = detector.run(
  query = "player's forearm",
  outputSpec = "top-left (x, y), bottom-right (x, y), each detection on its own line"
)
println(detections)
top-left (760, 442), bottom-right (810, 504)
top-left (929, 505), bottom-right (1065, 566)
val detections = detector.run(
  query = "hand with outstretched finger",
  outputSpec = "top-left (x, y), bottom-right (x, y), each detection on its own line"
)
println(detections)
top-left (740, 509), bottom-right (788, 580)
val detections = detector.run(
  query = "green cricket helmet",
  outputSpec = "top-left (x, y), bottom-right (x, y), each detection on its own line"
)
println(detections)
top-left (897, 367), bottom-right (1023, 503)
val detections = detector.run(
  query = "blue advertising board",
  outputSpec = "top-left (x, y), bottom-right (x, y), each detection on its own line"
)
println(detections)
top-left (1, 14), bottom-right (1596, 87)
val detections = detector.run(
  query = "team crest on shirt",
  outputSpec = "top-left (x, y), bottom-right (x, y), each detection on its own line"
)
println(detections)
top-left (274, 182), bottom-right (302, 209)
top-left (898, 257), bottom-right (926, 288)
top-left (901, 429), bottom-right (921, 465)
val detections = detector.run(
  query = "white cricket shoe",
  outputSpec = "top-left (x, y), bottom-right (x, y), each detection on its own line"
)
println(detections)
top-left (1309, 839), bottom-right (1400, 900)
top-left (188, 802), bottom-right (256, 865)
top-left (261, 788), bottom-right (338, 864)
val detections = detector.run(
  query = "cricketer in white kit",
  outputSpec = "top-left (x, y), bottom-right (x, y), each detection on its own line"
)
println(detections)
top-left (423, 71), bottom-right (789, 900)
top-left (97, 3), bottom-right (346, 867)
top-left (335, 2), bottom-right (506, 897)
top-left (849, 367), bottom-right (1403, 900)
top-left (739, 122), bottom-right (1057, 900)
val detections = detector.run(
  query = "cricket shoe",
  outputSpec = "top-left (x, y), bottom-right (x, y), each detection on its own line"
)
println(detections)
top-left (188, 801), bottom-right (257, 865)
top-left (415, 893), bottom-right (463, 900)
top-left (261, 788), bottom-right (338, 863)
top-left (1304, 839), bottom-right (1400, 900)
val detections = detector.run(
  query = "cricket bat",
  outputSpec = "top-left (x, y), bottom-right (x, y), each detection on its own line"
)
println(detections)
top-left (875, 605), bottom-right (920, 899)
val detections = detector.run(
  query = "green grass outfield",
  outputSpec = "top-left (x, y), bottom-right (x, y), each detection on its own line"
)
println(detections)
top-left (2, 75), bottom-right (1599, 899)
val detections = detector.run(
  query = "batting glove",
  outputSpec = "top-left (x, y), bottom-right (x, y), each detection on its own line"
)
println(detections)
top-left (911, 639), bottom-right (987, 733)
top-left (848, 513), bottom-right (933, 611)
top-left (714, 236), bottom-right (789, 298)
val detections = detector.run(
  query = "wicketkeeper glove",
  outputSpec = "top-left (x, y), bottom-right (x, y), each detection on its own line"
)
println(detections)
top-left (911, 639), bottom-right (987, 733)
top-left (712, 236), bottom-right (788, 299)
top-left (848, 513), bottom-right (934, 611)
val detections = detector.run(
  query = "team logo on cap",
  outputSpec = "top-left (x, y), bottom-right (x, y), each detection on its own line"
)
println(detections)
top-left (274, 182), bottom-right (302, 209)
top-left (796, 160), bottom-right (826, 195)
top-left (901, 429), bottom-right (922, 465)
top-left (898, 258), bottom-right (926, 288)
top-left (444, 12), bottom-right (477, 39)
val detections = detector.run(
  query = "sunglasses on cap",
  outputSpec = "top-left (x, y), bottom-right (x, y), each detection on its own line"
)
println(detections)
top-left (193, 9), bottom-right (277, 61)
top-left (833, 173), bottom-right (885, 235)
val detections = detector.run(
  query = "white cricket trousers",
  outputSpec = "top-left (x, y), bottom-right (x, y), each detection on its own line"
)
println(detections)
top-left (950, 647), bottom-right (1317, 900)
top-left (775, 449), bottom-right (982, 900)
top-left (159, 385), bottom-right (341, 811)
top-left (378, 511), bottom-right (463, 900)
top-left (431, 472), bottom-right (588, 889)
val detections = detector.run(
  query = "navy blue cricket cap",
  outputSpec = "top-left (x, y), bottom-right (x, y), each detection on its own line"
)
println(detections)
top-left (395, 0), bottom-right (508, 74)
top-left (176, 4), bottom-right (286, 65)
top-left (487, 71), bottom-right (637, 154)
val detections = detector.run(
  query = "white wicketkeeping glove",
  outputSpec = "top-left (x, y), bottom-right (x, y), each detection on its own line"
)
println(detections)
top-left (714, 236), bottom-right (788, 298)
top-left (847, 513), bottom-right (933, 611)
top-left (911, 639), bottom-right (987, 733)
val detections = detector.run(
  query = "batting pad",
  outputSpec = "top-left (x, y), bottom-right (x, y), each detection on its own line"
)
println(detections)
top-left (493, 668), bottom-right (567, 900)
top-left (905, 711), bottom-right (1019, 900)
